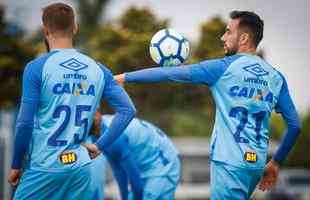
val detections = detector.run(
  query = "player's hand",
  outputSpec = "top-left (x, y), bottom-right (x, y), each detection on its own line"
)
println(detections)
top-left (114, 74), bottom-right (125, 86)
top-left (258, 159), bottom-right (279, 191)
top-left (8, 169), bottom-right (21, 186)
top-left (82, 143), bottom-right (101, 159)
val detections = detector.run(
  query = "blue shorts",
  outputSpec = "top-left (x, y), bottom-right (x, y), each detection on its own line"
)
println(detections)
top-left (129, 157), bottom-right (181, 200)
top-left (210, 160), bottom-right (263, 200)
top-left (13, 164), bottom-right (95, 200)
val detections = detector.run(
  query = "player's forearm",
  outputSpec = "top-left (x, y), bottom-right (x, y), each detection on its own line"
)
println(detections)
top-left (12, 124), bottom-right (33, 169)
top-left (98, 86), bottom-right (136, 151)
top-left (120, 154), bottom-right (143, 200)
top-left (105, 139), bottom-right (142, 199)
top-left (273, 124), bottom-right (301, 165)
top-left (273, 75), bottom-right (301, 165)
top-left (107, 157), bottom-right (129, 199)
top-left (11, 101), bottom-right (36, 169)
top-left (116, 174), bottom-right (129, 200)
top-left (96, 108), bottom-right (135, 151)
top-left (125, 66), bottom-right (192, 83)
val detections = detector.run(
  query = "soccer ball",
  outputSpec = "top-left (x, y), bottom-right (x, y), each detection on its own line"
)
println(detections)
top-left (149, 28), bottom-right (190, 66)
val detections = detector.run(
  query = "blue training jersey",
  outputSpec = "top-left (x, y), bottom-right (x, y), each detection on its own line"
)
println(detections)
top-left (11, 48), bottom-right (134, 172)
top-left (26, 49), bottom-right (105, 171)
top-left (125, 53), bottom-right (300, 169)
top-left (102, 115), bottom-right (179, 178)
top-left (203, 54), bottom-right (283, 169)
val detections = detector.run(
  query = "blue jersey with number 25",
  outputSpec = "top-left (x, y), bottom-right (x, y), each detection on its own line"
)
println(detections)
top-left (27, 49), bottom-right (107, 172)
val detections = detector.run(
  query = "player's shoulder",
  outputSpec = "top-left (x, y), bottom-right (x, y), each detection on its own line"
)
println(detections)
top-left (222, 54), bottom-right (245, 65)
top-left (256, 56), bottom-right (285, 81)
top-left (270, 67), bottom-right (286, 87)
top-left (79, 51), bottom-right (111, 73)
top-left (24, 51), bottom-right (60, 77)
top-left (198, 54), bottom-right (244, 69)
top-left (26, 51), bottom-right (59, 70)
top-left (71, 50), bottom-right (100, 67)
top-left (74, 50), bottom-right (114, 78)
top-left (252, 55), bottom-right (286, 87)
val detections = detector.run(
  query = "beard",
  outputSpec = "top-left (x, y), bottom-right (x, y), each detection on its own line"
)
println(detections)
top-left (44, 38), bottom-right (50, 52)
top-left (225, 47), bottom-right (238, 56)
top-left (224, 42), bottom-right (238, 56)
top-left (225, 51), bottom-right (237, 56)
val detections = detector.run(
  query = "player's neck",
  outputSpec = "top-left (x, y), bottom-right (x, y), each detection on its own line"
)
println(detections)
top-left (238, 46), bottom-right (256, 55)
top-left (48, 37), bottom-right (74, 50)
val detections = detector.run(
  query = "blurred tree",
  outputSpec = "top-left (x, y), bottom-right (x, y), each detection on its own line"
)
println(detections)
top-left (286, 112), bottom-right (310, 168)
top-left (76, 0), bottom-right (110, 45)
top-left (78, 0), bottom-right (109, 30)
top-left (269, 113), bottom-right (286, 140)
top-left (193, 16), bottom-right (226, 61)
top-left (119, 7), bottom-right (168, 34)
top-left (0, 5), bottom-right (36, 108)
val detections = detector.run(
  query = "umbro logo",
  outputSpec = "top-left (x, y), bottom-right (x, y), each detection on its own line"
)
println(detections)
top-left (60, 58), bottom-right (88, 72)
top-left (243, 64), bottom-right (269, 77)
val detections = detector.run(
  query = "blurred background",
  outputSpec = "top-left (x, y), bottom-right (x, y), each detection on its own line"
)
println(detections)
top-left (0, 0), bottom-right (310, 199)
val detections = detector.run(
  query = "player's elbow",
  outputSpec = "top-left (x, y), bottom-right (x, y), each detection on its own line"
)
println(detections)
top-left (129, 106), bottom-right (137, 118)
top-left (293, 125), bottom-right (301, 136)
top-left (15, 120), bottom-right (34, 130)
top-left (124, 104), bottom-right (137, 119)
top-left (116, 102), bottom-right (136, 119)
top-left (288, 123), bottom-right (301, 137)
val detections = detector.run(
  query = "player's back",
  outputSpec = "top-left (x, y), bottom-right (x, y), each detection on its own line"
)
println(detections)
top-left (102, 115), bottom-right (178, 177)
top-left (210, 54), bottom-right (283, 169)
top-left (27, 49), bottom-right (106, 172)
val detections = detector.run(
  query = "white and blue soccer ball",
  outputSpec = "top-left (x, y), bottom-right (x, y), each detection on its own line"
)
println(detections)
top-left (149, 28), bottom-right (190, 66)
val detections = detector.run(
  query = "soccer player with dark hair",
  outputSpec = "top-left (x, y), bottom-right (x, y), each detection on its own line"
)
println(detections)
top-left (115, 10), bottom-right (301, 199)
top-left (7, 3), bottom-right (136, 199)
top-left (86, 111), bottom-right (180, 200)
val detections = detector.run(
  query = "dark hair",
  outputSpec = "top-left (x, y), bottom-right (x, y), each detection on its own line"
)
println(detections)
top-left (42, 3), bottom-right (75, 36)
top-left (230, 10), bottom-right (264, 47)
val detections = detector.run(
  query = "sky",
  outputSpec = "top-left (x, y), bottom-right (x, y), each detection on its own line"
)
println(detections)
top-left (2, 0), bottom-right (310, 112)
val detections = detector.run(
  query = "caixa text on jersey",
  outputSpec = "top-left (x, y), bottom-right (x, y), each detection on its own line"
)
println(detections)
top-left (53, 82), bottom-right (95, 96)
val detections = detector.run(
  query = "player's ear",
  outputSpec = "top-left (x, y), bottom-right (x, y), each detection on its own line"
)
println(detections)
top-left (240, 32), bottom-right (250, 46)
top-left (42, 26), bottom-right (49, 37)
top-left (73, 23), bottom-right (78, 35)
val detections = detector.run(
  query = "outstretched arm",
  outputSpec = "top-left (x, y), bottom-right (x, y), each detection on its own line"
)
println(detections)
top-left (115, 56), bottom-right (241, 87)
top-left (125, 65), bottom-right (193, 83)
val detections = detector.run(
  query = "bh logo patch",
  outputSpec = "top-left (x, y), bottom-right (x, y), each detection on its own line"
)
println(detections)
top-left (244, 151), bottom-right (257, 163)
top-left (59, 151), bottom-right (77, 165)
top-left (243, 64), bottom-right (269, 77)
top-left (60, 58), bottom-right (88, 72)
